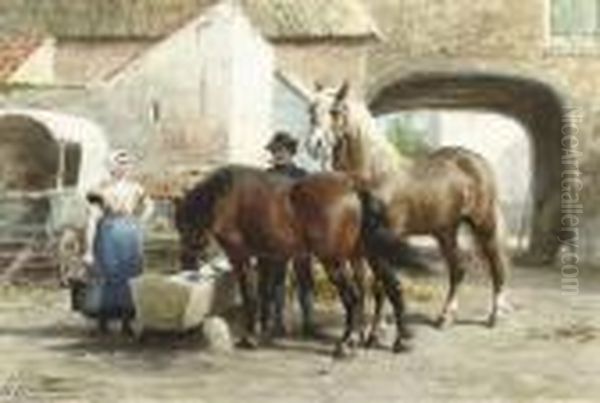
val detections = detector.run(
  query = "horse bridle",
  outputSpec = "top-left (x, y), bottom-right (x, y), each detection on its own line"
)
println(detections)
top-left (328, 101), bottom-right (355, 171)
top-left (307, 96), bottom-right (352, 171)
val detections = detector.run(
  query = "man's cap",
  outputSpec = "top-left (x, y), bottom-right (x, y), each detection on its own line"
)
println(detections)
top-left (266, 131), bottom-right (298, 154)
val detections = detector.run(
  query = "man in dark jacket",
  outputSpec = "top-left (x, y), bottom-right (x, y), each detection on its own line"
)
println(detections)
top-left (259, 131), bottom-right (316, 338)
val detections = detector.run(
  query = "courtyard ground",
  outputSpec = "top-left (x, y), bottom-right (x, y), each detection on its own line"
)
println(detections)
top-left (0, 263), bottom-right (598, 403)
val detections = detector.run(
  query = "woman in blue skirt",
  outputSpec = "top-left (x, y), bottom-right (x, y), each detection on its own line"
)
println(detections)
top-left (84, 150), bottom-right (153, 335)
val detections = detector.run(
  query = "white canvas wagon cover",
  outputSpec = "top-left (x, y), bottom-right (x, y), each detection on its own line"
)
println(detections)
top-left (0, 108), bottom-right (109, 193)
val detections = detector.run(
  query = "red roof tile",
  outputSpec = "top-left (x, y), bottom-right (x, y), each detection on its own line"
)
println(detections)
top-left (0, 36), bottom-right (44, 82)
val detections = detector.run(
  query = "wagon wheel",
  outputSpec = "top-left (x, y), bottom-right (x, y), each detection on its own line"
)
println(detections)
top-left (56, 227), bottom-right (85, 287)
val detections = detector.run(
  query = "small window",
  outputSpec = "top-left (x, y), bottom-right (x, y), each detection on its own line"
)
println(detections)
top-left (150, 100), bottom-right (161, 123)
top-left (551, 0), bottom-right (600, 36)
top-left (549, 0), bottom-right (600, 53)
top-left (63, 142), bottom-right (81, 187)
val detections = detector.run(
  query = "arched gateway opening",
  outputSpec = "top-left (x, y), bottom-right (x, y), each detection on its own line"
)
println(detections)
top-left (369, 73), bottom-right (566, 264)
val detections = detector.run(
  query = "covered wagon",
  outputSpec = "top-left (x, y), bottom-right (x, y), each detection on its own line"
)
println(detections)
top-left (0, 108), bottom-right (109, 283)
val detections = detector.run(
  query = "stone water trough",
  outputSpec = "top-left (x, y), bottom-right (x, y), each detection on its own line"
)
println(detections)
top-left (130, 256), bottom-right (236, 335)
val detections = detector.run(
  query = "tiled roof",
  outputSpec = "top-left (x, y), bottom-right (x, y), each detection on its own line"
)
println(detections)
top-left (0, 36), bottom-right (44, 81)
top-left (245, 0), bottom-right (379, 40)
top-left (0, 0), bottom-right (379, 40)
top-left (0, 0), bottom-right (217, 39)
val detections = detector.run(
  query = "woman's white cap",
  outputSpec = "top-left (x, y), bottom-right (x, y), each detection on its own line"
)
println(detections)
top-left (108, 149), bottom-right (133, 169)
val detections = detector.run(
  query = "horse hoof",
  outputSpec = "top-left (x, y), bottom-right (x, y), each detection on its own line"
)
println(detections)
top-left (363, 332), bottom-right (387, 350)
top-left (392, 338), bottom-right (411, 354)
top-left (258, 333), bottom-right (275, 347)
top-left (363, 333), bottom-right (379, 349)
top-left (357, 329), bottom-right (367, 345)
top-left (271, 324), bottom-right (287, 339)
top-left (496, 293), bottom-right (514, 315)
top-left (333, 343), bottom-right (346, 359)
top-left (435, 315), bottom-right (451, 330)
top-left (487, 314), bottom-right (497, 328)
top-left (236, 337), bottom-right (258, 350)
top-left (399, 326), bottom-right (414, 340)
top-left (302, 324), bottom-right (326, 340)
top-left (333, 342), bottom-right (356, 359)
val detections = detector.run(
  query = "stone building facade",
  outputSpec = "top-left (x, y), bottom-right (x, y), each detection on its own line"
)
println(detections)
top-left (360, 0), bottom-right (600, 262)
top-left (0, 0), bottom-right (376, 192)
top-left (3, 0), bottom-right (598, 262)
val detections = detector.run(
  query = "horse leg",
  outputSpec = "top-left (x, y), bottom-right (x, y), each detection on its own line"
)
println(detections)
top-left (233, 258), bottom-right (258, 349)
top-left (366, 254), bottom-right (411, 353)
top-left (270, 259), bottom-right (288, 337)
top-left (475, 227), bottom-right (509, 327)
top-left (323, 260), bottom-right (360, 358)
top-left (350, 258), bottom-right (368, 344)
top-left (257, 257), bottom-right (273, 339)
top-left (294, 255), bottom-right (316, 337)
top-left (436, 230), bottom-right (465, 329)
top-left (365, 278), bottom-right (386, 348)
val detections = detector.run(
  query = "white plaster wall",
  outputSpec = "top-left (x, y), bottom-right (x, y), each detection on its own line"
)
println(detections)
top-left (102, 1), bottom-right (274, 174)
top-left (228, 4), bottom-right (273, 166)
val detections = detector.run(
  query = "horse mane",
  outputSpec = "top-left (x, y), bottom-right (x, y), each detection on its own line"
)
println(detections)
top-left (177, 166), bottom-right (235, 232)
top-left (344, 99), bottom-right (412, 183)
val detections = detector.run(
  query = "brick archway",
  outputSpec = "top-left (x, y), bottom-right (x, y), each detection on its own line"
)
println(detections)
top-left (368, 72), bottom-right (566, 264)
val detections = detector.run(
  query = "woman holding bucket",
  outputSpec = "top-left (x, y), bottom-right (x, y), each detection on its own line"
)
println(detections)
top-left (83, 149), bottom-right (153, 335)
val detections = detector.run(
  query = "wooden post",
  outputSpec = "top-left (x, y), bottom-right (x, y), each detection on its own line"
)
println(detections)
top-left (56, 140), bottom-right (66, 190)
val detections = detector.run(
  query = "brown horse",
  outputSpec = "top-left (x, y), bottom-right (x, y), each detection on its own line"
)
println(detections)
top-left (307, 82), bottom-right (511, 331)
top-left (174, 165), bottom-right (412, 355)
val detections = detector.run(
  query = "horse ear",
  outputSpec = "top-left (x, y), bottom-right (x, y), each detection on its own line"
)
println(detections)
top-left (336, 80), bottom-right (350, 102)
top-left (171, 195), bottom-right (183, 215)
top-left (171, 195), bottom-right (185, 230)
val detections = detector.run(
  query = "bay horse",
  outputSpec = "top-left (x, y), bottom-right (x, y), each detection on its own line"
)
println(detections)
top-left (174, 165), bottom-right (412, 355)
top-left (307, 82), bottom-right (511, 330)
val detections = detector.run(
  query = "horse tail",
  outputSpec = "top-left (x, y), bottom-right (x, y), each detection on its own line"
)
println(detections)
top-left (357, 190), bottom-right (425, 269)
top-left (357, 190), bottom-right (388, 237)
